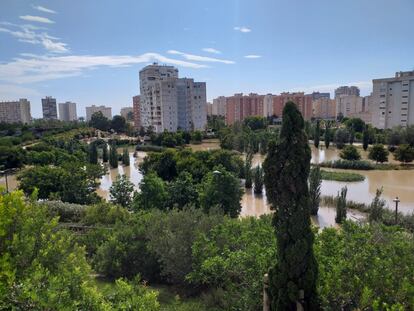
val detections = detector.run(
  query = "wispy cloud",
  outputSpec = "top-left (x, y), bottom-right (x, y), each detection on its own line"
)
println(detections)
top-left (0, 84), bottom-right (40, 100)
top-left (234, 26), bottom-right (251, 33)
top-left (0, 23), bottom-right (68, 53)
top-left (202, 47), bottom-right (221, 54)
top-left (19, 15), bottom-right (54, 24)
top-left (167, 50), bottom-right (234, 64)
top-left (0, 53), bottom-right (207, 84)
top-left (32, 5), bottom-right (56, 14)
top-left (244, 54), bottom-right (261, 59)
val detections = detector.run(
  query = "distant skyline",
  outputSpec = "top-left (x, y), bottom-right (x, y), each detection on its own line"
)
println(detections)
top-left (0, 0), bottom-right (413, 118)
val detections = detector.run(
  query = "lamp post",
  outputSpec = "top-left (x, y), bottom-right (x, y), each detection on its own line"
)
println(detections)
top-left (393, 196), bottom-right (400, 225)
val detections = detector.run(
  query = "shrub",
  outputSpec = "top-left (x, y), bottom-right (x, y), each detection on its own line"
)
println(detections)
top-left (339, 145), bottom-right (361, 161)
top-left (320, 159), bottom-right (374, 170)
top-left (368, 144), bottom-right (389, 163)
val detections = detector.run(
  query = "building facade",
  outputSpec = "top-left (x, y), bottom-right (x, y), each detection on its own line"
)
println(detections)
top-left (139, 63), bottom-right (206, 132)
top-left (272, 92), bottom-right (313, 120)
top-left (336, 95), bottom-right (363, 118)
top-left (132, 95), bottom-right (141, 129)
top-left (85, 105), bottom-right (112, 121)
top-left (372, 71), bottom-right (414, 129)
top-left (311, 92), bottom-right (331, 100)
top-left (225, 93), bottom-right (264, 125)
top-left (263, 94), bottom-right (274, 117)
top-left (334, 86), bottom-right (360, 98)
top-left (42, 96), bottom-right (58, 120)
top-left (206, 102), bottom-right (213, 116)
top-left (313, 97), bottom-right (336, 119)
top-left (212, 96), bottom-right (227, 117)
top-left (120, 107), bottom-right (134, 121)
top-left (58, 102), bottom-right (77, 121)
top-left (0, 99), bottom-right (31, 124)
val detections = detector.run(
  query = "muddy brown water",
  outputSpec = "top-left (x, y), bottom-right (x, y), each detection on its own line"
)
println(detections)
top-left (2, 141), bottom-right (413, 228)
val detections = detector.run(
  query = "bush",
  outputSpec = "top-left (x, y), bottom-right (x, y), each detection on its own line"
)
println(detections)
top-left (394, 144), bottom-right (414, 163)
top-left (339, 145), bottom-right (361, 161)
top-left (40, 200), bottom-right (86, 222)
top-left (320, 159), bottom-right (374, 170)
top-left (368, 144), bottom-right (389, 163)
top-left (320, 170), bottom-right (365, 182)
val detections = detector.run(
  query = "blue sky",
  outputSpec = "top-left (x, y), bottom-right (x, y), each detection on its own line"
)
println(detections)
top-left (0, 0), bottom-right (413, 118)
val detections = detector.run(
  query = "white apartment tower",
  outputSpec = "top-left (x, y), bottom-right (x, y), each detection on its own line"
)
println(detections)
top-left (139, 63), bottom-right (206, 133)
top-left (263, 94), bottom-right (274, 117)
top-left (212, 96), bottom-right (227, 117)
top-left (372, 71), bottom-right (414, 129)
top-left (58, 102), bottom-right (77, 121)
top-left (0, 99), bottom-right (31, 124)
top-left (85, 105), bottom-right (112, 121)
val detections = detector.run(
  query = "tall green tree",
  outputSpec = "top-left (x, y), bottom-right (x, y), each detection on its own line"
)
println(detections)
top-left (109, 143), bottom-right (118, 168)
top-left (263, 102), bottom-right (319, 310)
top-left (89, 111), bottom-right (110, 131)
top-left (394, 144), bottom-right (414, 163)
top-left (253, 165), bottom-right (264, 194)
top-left (309, 165), bottom-right (322, 216)
top-left (244, 151), bottom-right (253, 188)
top-left (339, 145), bottom-right (361, 161)
top-left (133, 172), bottom-right (168, 210)
top-left (314, 120), bottom-right (320, 148)
top-left (324, 125), bottom-right (331, 149)
top-left (368, 144), bottom-right (389, 163)
top-left (102, 143), bottom-right (109, 163)
top-left (111, 115), bottom-right (127, 133)
top-left (363, 125), bottom-right (369, 151)
top-left (335, 186), bottom-right (347, 224)
top-left (122, 148), bottom-right (130, 166)
top-left (89, 141), bottom-right (98, 164)
top-left (109, 174), bottom-right (134, 208)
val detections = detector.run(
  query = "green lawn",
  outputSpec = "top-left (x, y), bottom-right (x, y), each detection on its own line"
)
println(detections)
top-left (320, 170), bottom-right (365, 182)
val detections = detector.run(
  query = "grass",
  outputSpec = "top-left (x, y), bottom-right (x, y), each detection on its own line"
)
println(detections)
top-left (320, 170), bottom-right (365, 182)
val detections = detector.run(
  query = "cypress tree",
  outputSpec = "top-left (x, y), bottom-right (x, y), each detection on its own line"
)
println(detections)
top-left (122, 148), bottom-right (130, 166)
top-left (109, 143), bottom-right (118, 168)
top-left (89, 142), bottom-right (98, 164)
top-left (244, 151), bottom-right (253, 188)
top-left (314, 120), bottom-right (320, 148)
top-left (102, 143), bottom-right (109, 163)
top-left (363, 125), bottom-right (369, 151)
top-left (335, 186), bottom-right (347, 224)
top-left (349, 128), bottom-right (355, 145)
top-left (309, 165), bottom-right (322, 216)
top-left (253, 165), bottom-right (264, 194)
top-left (324, 125), bottom-right (331, 149)
top-left (263, 101), bottom-right (319, 310)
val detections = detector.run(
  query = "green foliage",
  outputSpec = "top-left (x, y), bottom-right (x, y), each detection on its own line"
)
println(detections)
top-left (335, 186), bottom-right (347, 224)
top-left (122, 148), bottom-right (130, 166)
top-left (315, 222), bottom-right (414, 310)
top-left (314, 120), bottom-right (320, 148)
top-left (166, 172), bottom-right (199, 209)
top-left (244, 151), bottom-right (253, 188)
top-left (335, 128), bottom-right (350, 149)
top-left (345, 117), bottom-right (365, 133)
top-left (110, 174), bottom-right (134, 208)
top-left (41, 200), bottom-right (86, 222)
top-left (369, 188), bottom-right (386, 223)
top-left (320, 159), bottom-right (374, 170)
top-left (207, 115), bottom-right (225, 133)
top-left (133, 172), bottom-right (168, 210)
top-left (90, 111), bottom-right (110, 131)
top-left (339, 145), bottom-right (361, 161)
top-left (199, 167), bottom-right (243, 218)
top-left (191, 130), bottom-right (203, 143)
top-left (189, 216), bottom-right (275, 310)
top-left (102, 143), bottom-right (109, 162)
top-left (0, 145), bottom-right (26, 169)
top-left (369, 144), bottom-right (389, 163)
top-left (89, 141), bottom-right (99, 164)
top-left (253, 165), bottom-right (264, 194)
top-left (82, 202), bottom-right (130, 226)
top-left (394, 144), bottom-right (414, 163)
top-left (320, 170), bottom-right (365, 182)
top-left (309, 166), bottom-right (322, 215)
top-left (111, 115), bottom-right (127, 133)
top-left (324, 125), bottom-right (331, 149)
top-left (263, 102), bottom-right (319, 310)
top-left (363, 125), bottom-right (370, 151)
top-left (243, 116), bottom-right (267, 130)
top-left (109, 143), bottom-right (119, 168)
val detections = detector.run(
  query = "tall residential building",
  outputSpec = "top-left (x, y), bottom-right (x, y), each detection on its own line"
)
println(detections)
top-left (372, 70), bottom-right (414, 129)
top-left (212, 96), bottom-right (227, 117)
top-left (0, 99), bottom-right (31, 124)
top-left (313, 98), bottom-right (336, 119)
top-left (42, 96), bottom-right (58, 120)
top-left (263, 94), bottom-right (274, 117)
top-left (206, 102), bottom-right (213, 116)
top-left (311, 92), bottom-right (331, 100)
top-left (120, 107), bottom-right (134, 121)
top-left (139, 63), bottom-right (206, 132)
top-left (272, 92), bottom-right (313, 120)
top-left (334, 86), bottom-right (360, 98)
top-left (336, 95), bottom-right (362, 118)
top-left (85, 105), bottom-right (112, 121)
top-left (225, 93), bottom-right (264, 125)
top-left (132, 95), bottom-right (141, 129)
top-left (58, 102), bottom-right (77, 121)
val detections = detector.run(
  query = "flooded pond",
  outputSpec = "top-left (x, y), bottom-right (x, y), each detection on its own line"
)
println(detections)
top-left (2, 140), bottom-right (413, 228)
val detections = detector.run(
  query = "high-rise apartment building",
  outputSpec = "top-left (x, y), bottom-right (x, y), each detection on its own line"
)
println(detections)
top-left (263, 94), bottom-right (274, 117)
top-left (139, 63), bottom-right (206, 132)
top-left (58, 102), bottom-right (77, 121)
top-left (313, 98), bottom-right (336, 119)
top-left (132, 95), bottom-right (141, 129)
top-left (120, 107), bottom-right (134, 121)
top-left (336, 95), bottom-right (363, 118)
top-left (85, 105), bottom-right (112, 121)
top-left (311, 92), bottom-right (331, 100)
top-left (225, 93), bottom-right (264, 125)
top-left (0, 99), bottom-right (31, 124)
top-left (372, 70), bottom-right (414, 129)
top-left (206, 102), bottom-right (213, 116)
top-left (212, 96), bottom-right (227, 117)
top-left (42, 96), bottom-right (58, 120)
top-left (272, 92), bottom-right (313, 120)
top-left (334, 86), bottom-right (360, 98)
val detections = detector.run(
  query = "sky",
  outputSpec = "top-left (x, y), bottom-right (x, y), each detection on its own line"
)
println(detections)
top-left (0, 0), bottom-right (413, 118)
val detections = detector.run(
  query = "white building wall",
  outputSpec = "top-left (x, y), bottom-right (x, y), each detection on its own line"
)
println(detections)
top-left (263, 94), bottom-right (274, 117)
top-left (192, 82), bottom-right (207, 130)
